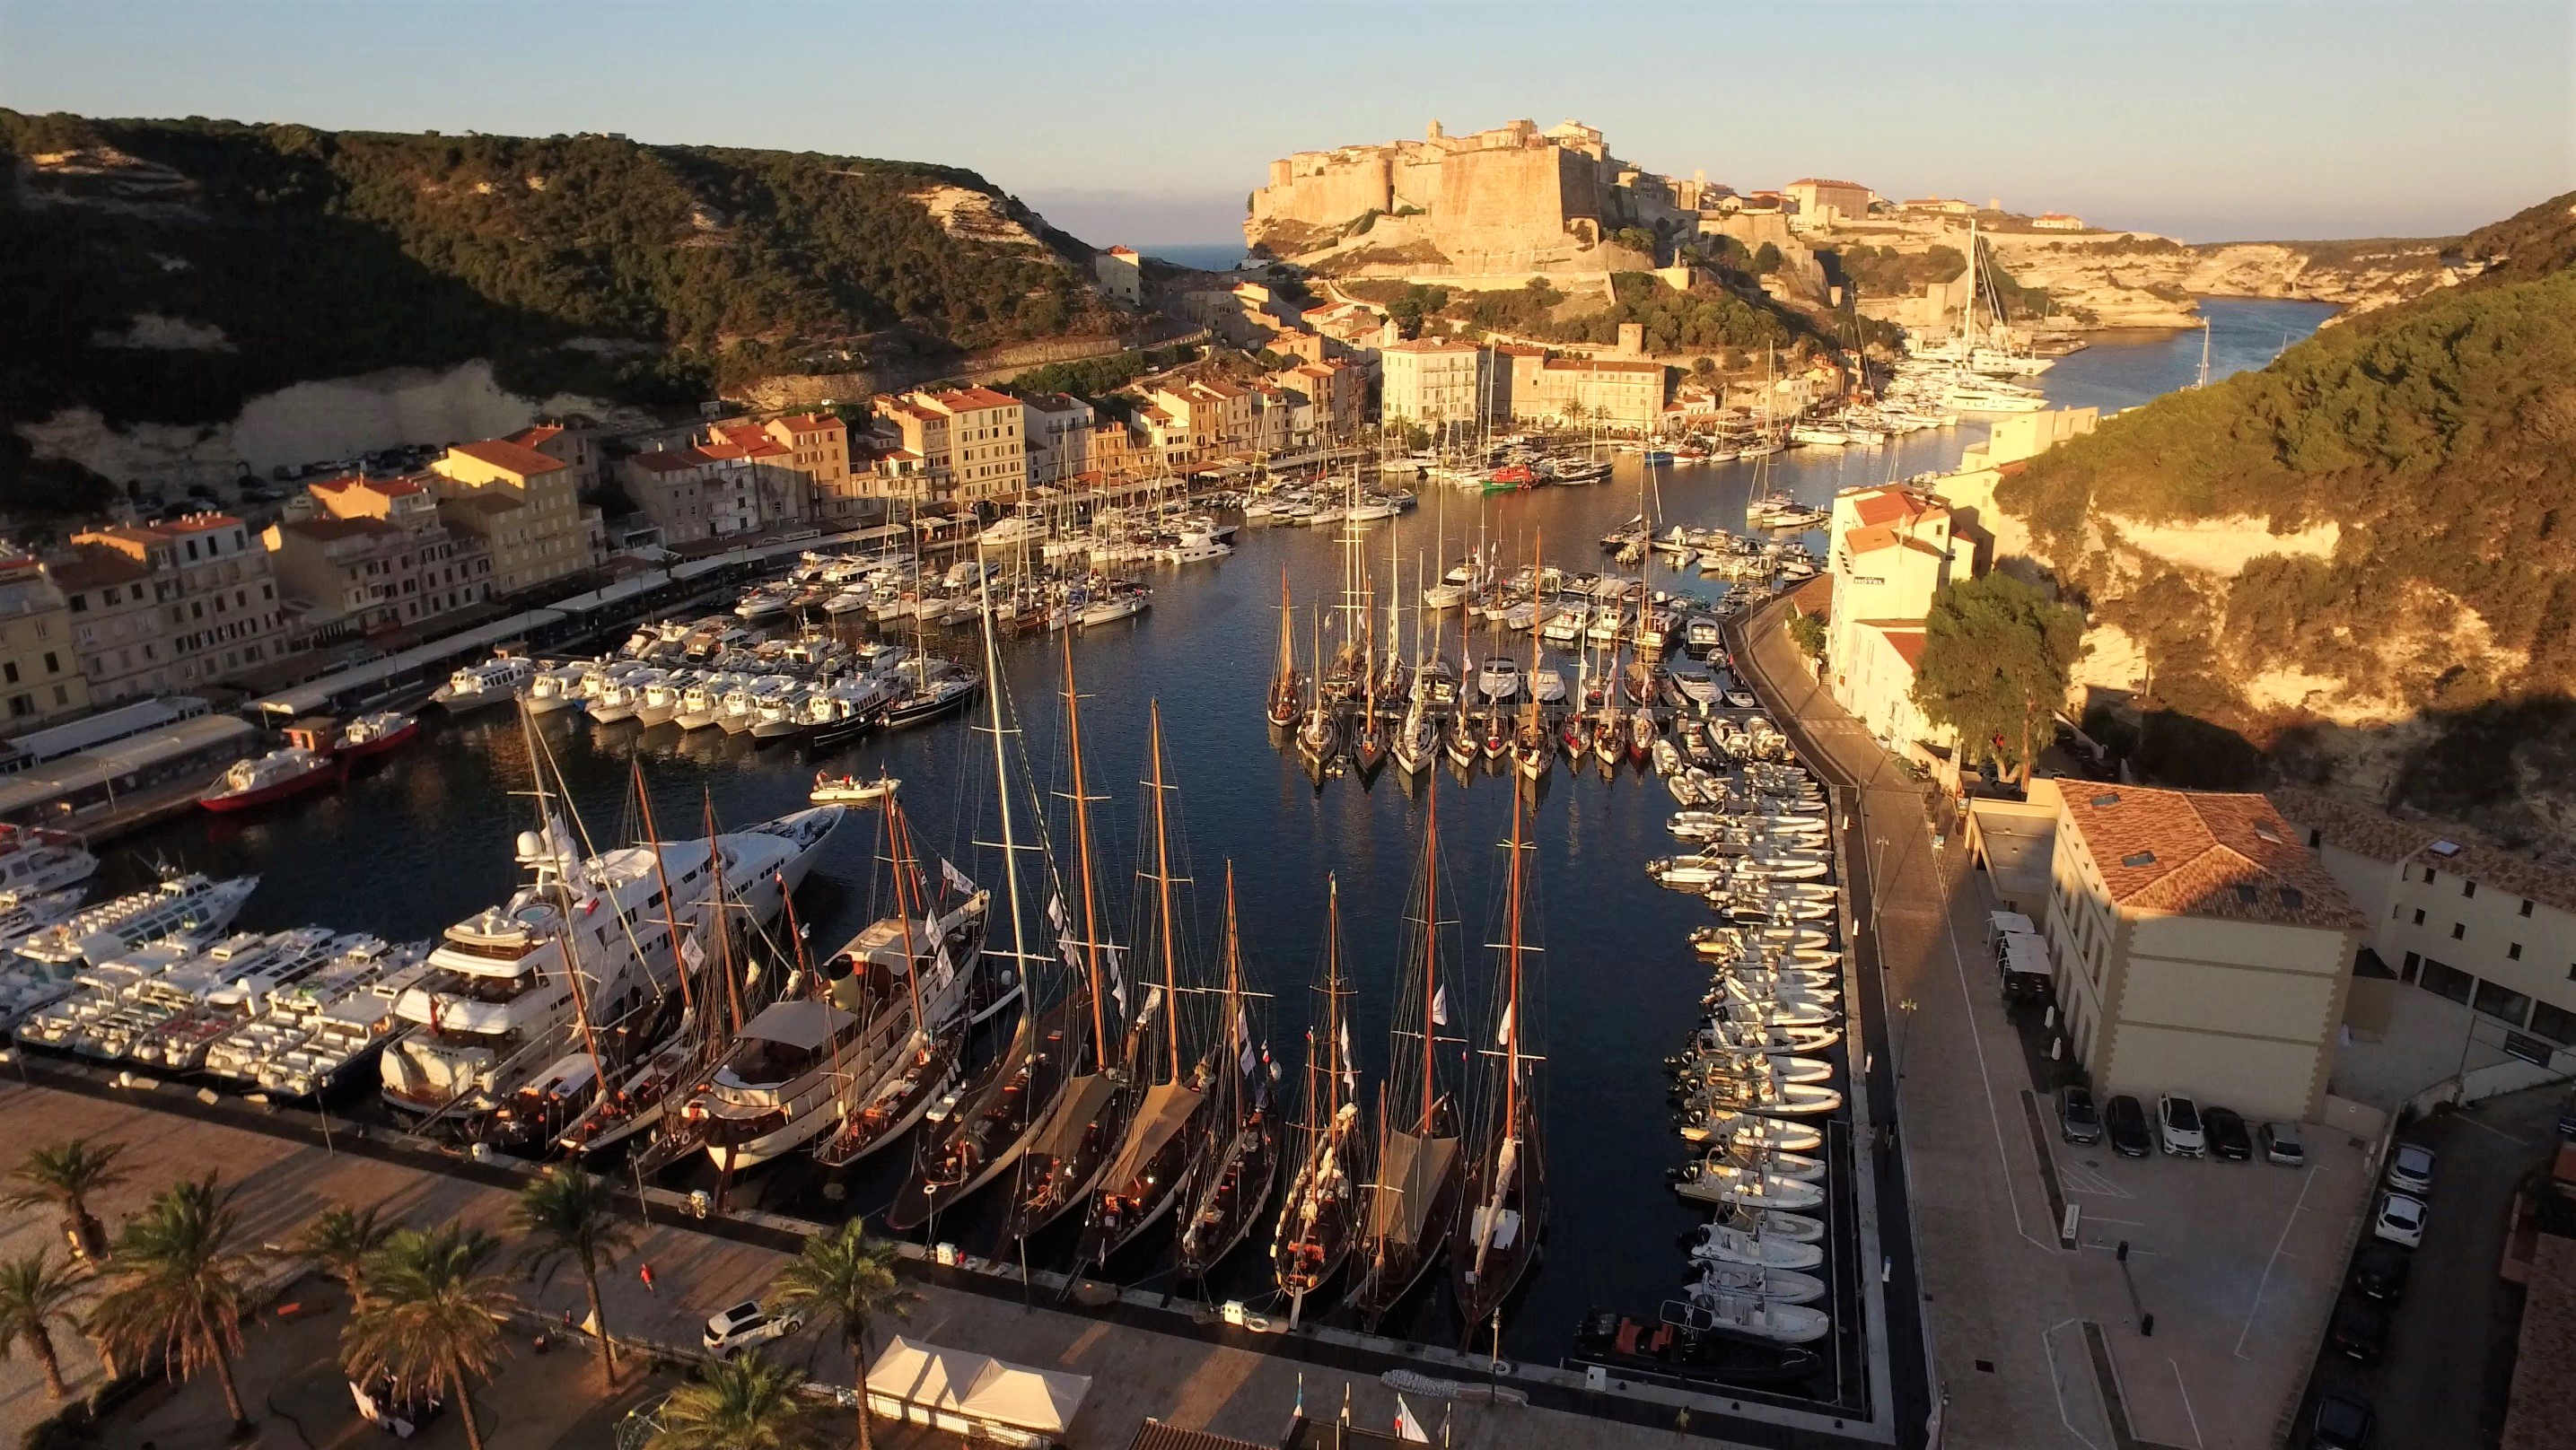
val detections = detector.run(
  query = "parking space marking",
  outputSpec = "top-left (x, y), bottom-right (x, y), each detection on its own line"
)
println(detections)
top-left (2041, 1319), bottom-right (2107, 1450)
top-left (2168, 1360), bottom-right (2204, 1449)
top-left (2233, 1164), bottom-right (2318, 1359)
top-left (2456, 1114), bottom-right (2528, 1145)
top-left (1932, 849), bottom-right (2051, 1253)
top-left (2061, 1164), bottom-right (2136, 1200)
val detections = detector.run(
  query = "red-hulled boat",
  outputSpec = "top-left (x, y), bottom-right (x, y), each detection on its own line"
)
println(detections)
top-left (332, 711), bottom-right (421, 760)
top-left (199, 747), bottom-right (343, 813)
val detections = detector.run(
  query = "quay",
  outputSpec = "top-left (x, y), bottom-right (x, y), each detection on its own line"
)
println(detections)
top-left (0, 1061), bottom-right (1903, 1450)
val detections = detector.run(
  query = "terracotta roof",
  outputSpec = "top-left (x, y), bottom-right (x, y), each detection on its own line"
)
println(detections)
top-left (1385, 337), bottom-right (1481, 354)
top-left (1787, 572), bottom-right (1833, 619)
top-left (446, 439), bottom-right (567, 476)
top-left (1789, 178), bottom-right (1869, 190)
top-left (2060, 786), bottom-right (2365, 930)
top-left (48, 546), bottom-right (148, 592)
top-left (626, 449), bottom-right (709, 475)
top-left (152, 511), bottom-right (241, 534)
top-left (1846, 485), bottom-right (1942, 529)
top-left (280, 517), bottom-right (399, 543)
top-left (771, 412), bottom-right (843, 433)
top-left (2268, 786), bottom-right (2576, 916)
top-left (1543, 357), bottom-right (1662, 374)
top-left (504, 424), bottom-right (563, 450)
top-left (1127, 1420), bottom-right (1271, 1450)
top-left (1107, 246), bottom-right (1139, 258)
top-left (1871, 623), bottom-right (1926, 668)
top-left (931, 387), bottom-right (1019, 412)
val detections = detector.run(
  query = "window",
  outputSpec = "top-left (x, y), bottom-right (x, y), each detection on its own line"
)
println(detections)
top-left (2401, 950), bottom-right (2422, 983)
top-left (2474, 979), bottom-right (2531, 1026)
top-left (2420, 958), bottom-right (2475, 1004)
top-left (2423, 867), bottom-right (2437, 884)
top-left (2521, 899), bottom-right (2536, 918)
top-left (41, 651), bottom-right (57, 674)
top-left (2464, 880), bottom-right (2478, 899)
top-left (2535, 1001), bottom-right (2576, 1045)
top-left (2452, 922), bottom-right (2466, 940)
top-left (2510, 943), bottom-right (2526, 961)
top-left (1, 662), bottom-right (14, 685)
top-left (2414, 909), bottom-right (2427, 926)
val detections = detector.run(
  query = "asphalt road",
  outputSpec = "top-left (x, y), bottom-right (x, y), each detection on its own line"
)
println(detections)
top-left (2294, 1084), bottom-right (2563, 1448)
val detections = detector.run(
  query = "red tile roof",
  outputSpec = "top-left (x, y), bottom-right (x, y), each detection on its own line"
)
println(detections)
top-left (153, 511), bottom-right (241, 534)
top-left (932, 388), bottom-right (1020, 412)
top-left (48, 546), bottom-right (148, 592)
top-left (504, 424), bottom-right (564, 450)
top-left (1542, 357), bottom-right (1662, 374)
top-left (772, 412), bottom-right (844, 434)
top-left (446, 439), bottom-right (568, 476)
top-left (627, 449), bottom-right (710, 475)
top-left (2269, 786), bottom-right (2576, 915)
top-left (1875, 624), bottom-right (1926, 668)
top-left (1847, 485), bottom-right (1942, 529)
top-left (2061, 786), bottom-right (2365, 929)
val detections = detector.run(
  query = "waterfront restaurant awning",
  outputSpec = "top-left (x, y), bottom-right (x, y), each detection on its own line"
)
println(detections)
top-left (864, 1337), bottom-right (1091, 1447)
top-left (250, 607), bottom-right (567, 722)
top-left (0, 713), bottom-right (256, 822)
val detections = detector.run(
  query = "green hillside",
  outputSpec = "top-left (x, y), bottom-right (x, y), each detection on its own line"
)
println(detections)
top-left (0, 110), bottom-right (1120, 440)
top-left (1998, 191), bottom-right (2576, 847)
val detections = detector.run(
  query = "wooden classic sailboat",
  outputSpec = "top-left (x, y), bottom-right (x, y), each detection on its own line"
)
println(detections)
top-left (1346, 772), bottom-right (1464, 1331)
top-left (1076, 703), bottom-right (1219, 1267)
top-left (1266, 571), bottom-right (1302, 729)
top-left (1454, 785), bottom-right (1546, 1334)
top-left (1175, 865), bottom-right (1278, 1282)
top-left (1271, 876), bottom-right (1365, 1324)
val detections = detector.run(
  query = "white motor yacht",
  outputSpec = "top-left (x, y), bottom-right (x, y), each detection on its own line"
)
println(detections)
top-left (201, 936), bottom-right (427, 1095)
top-left (1476, 656), bottom-right (1521, 702)
top-left (13, 873), bottom-right (260, 968)
top-left (431, 656), bottom-right (535, 712)
top-left (0, 825), bottom-right (99, 899)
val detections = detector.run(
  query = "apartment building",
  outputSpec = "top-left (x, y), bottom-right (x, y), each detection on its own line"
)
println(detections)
top-left (0, 554), bottom-right (89, 727)
top-left (1277, 361), bottom-right (1366, 440)
top-left (262, 514), bottom-right (484, 648)
top-left (1021, 394), bottom-right (1095, 486)
top-left (501, 422), bottom-right (600, 494)
top-left (2272, 788), bottom-right (2576, 1070)
top-left (1380, 338), bottom-right (1489, 428)
top-left (2046, 783), bottom-right (2365, 1122)
top-left (428, 437), bottom-right (593, 597)
top-left (1820, 485), bottom-right (1972, 757)
top-left (872, 390), bottom-right (1028, 502)
top-left (1143, 380), bottom-right (1256, 459)
top-left (51, 546), bottom-right (169, 706)
top-left (69, 513), bottom-right (291, 687)
top-left (298, 473), bottom-right (490, 620)
top-left (1525, 356), bottom-right (1665, 429)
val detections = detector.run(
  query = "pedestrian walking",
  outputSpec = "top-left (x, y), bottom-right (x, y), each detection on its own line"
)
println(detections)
top-left (640, 1261), bottom-right (656, 1294)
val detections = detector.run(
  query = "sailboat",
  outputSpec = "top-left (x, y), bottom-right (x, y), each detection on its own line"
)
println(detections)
top-left (1453, 785), bottom-right (1546, 1335)
top-left (1511, 531), bottom-right (1555, 782)
top-left (1271, 875), bottom-right (1367, 1323)
top-left (1175, 864), bottom-right (1279, 1282)
top-left (1075, 703), bottom-right (1218, 1267)
top-left (1345, 772), bottom-right (1464, 1331)
top-left (1002, 633), bottom-right (1134, 1243)
top-left (1294, 607), bottom-right (1340, 782)
top-left (1265, 571), bottom-right (1302, 729)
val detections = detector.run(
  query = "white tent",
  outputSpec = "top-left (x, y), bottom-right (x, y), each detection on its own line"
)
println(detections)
top-left (865, 1336), bottom-right (1091, 1446)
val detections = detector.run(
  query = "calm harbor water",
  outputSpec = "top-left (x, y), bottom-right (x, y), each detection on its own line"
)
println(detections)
top-left (90, 298), bottom-right (2328, 1364)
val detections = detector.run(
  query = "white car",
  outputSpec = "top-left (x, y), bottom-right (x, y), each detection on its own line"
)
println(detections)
top-left (2372, 1191), bottom-right (2427, 1249)
top-left (702, 1300), bottom-right (805, 1356)
top-left (2156, 1095), bottom-right (2206, 1157)
top-left (2387, 1142), bottom-right (2437, 1196)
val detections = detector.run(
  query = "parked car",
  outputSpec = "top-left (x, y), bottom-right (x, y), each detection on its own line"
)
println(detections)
top-left (702, 1300), bottom-right (804, 1356)
top-left (2059, 1085), bottom-right (2103, 1145)
top-left (2371, 1191), bottom-right (2427, 1249)
top-left (2156, 1095), bottom-right (2206, 1157)
top-left (2349, 1239), bottom-right (2411, 1303)
top-left (2386, 1142), bottom-right (2436, 1196)
top-left (2105, 1095), bottom-right (2152, 1157)
top-left (2203, 1106), bottom-right (2252, 1161)
top-left (2326, 1297), bottom-right (2389, 1364)
top-left (2262, 1121), bottom-right (2306, 1166)
top-left (2311, 1391), bottom-right (2375, 1448)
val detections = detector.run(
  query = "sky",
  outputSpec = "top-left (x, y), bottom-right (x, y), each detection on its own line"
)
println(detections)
top-left (2, 1), bottom-right (2569, 249)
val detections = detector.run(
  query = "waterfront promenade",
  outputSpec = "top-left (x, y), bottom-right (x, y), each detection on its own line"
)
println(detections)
top-left (1728, 596), bottom-right (2363, 1450)
top-left (0, 1080), bottom-right (1850, 1450)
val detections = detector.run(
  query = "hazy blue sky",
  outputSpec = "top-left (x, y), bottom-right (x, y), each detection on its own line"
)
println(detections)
top-left (3, 1), bottom-right (2567, 246)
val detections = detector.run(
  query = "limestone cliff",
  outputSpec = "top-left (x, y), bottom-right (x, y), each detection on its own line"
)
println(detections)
top-left (1990, 193), bottom-right (2576, 860)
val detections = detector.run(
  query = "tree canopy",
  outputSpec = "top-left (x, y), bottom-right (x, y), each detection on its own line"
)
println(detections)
top-left (1911, 572), bottom-right (2086, 782)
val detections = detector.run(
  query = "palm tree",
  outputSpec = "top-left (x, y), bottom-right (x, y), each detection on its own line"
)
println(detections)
top-left (509, 1165), bottom-right (637, 1384)
top-left (0, 1250), bottom-right (83, 1401)
top-left (646, 1352), bottom-right (825, 1450)
top-left (84, 1174), bottom-right (254, 1428)
top-left (340, 1225), bottom-right (513, 1450)
top-left (287, 1200), bottom-right (394, 1309)
top-left (4, 1139), bottom-right (128, 1261)
top-left (769, 1219), bottom-right (919, 1450)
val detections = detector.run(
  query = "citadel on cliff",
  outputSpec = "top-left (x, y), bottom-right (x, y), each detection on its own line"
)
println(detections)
top-left (1245, 118), bottom-right (1715, 274)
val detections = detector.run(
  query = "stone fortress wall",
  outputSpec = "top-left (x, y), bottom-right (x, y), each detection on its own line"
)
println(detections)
top-left (1249, 118), bottom-right (1655, 264)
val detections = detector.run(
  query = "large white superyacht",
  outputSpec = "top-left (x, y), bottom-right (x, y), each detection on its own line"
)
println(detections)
top-left (377, 802), bottom-right (843, 1133)
top-left (202, 936), bottom-right (431, 1096)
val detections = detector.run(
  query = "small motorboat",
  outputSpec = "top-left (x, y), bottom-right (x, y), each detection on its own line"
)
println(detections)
top-left (810, 771), bottom-right (898, 807)
top-left (333, 711), bottom-right (421, 759)
top-left (200, 748), bottom-right (342, 813)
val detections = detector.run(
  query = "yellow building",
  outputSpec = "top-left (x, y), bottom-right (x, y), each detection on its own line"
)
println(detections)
top-left (428, 437), bottom-right (593, 597)
top-left (2046, 783), bottom-right (2365, 1122)
top-left (1527, 356), bottom-right (1665, 429)
top-left (0, 553), bottom-right (90, 728)
top-left (69, 513), bottom-right (290, 688)
top-left (871, 390), bottom-right (1027, 503)
top-left (1380, 338), bottom-right (1489, 428)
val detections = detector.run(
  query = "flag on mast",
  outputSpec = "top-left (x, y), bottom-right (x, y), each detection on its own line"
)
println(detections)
top-left (1395, 1397), bottom-right (1430, 1444)
top-left (1431, 985), bottom-right (1450, 1027)
top-left (941, 857), bottom-right (976, 898)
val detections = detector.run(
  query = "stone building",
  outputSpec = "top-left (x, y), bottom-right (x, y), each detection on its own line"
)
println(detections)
top-left (1095, 246), bottom-right (1143, 304)
top-left (69, 513), bottom-right (290, 688)
top-left (1021, 394), bottom-right (1096, 486)
top-left (262, 516), bottom-right (480, 649)
top-left (0, 553), bottom-right (89, 728)
top-left (1783, 178), bottom-right (1874, 226)
top-left (2045, 783), bottom-right (2364, 1122)
top-left (51, 546), bottom-right (169, 706)
top-left (428, 438), bottom-right (594, 597)
top-left (1380, 338), bottom-right (1489, 429)
top-left (1523, 356), bottom-right (1665, 429)
top-left (871, 389), bottom-right (1028, 503)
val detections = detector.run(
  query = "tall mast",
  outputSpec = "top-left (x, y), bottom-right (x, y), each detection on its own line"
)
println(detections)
top-left (1222, 860), bottom-right (1244, 1127)
top-left (887, 798), bottom-right (925, 1031)
top-left (1419, 767), bottom-right (1439, 1131)
top-left (976, 551), bottom-right (1032, 1011)
top-left (1061, 630), bottom-right (1110, 1067)
top-left (705, 792), bottom-right (742, 1035)
top-left (1326, 874), bottom-right (1344, 1112)
top-left (1147, 701), bottom-right (1182, 1085)
top-left (1526, 528), bottom-right (1543, 729)
top-left (633, 759), bottom-right (692, 1018)
top-left (1503, 784), bottom-right (1526, 1131)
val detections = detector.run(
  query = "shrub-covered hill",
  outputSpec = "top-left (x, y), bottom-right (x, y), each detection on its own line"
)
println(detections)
top-left (1996, 191), bottom-right (2576, 853)
top-left (0, 109), bottom-right (1122, 436)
